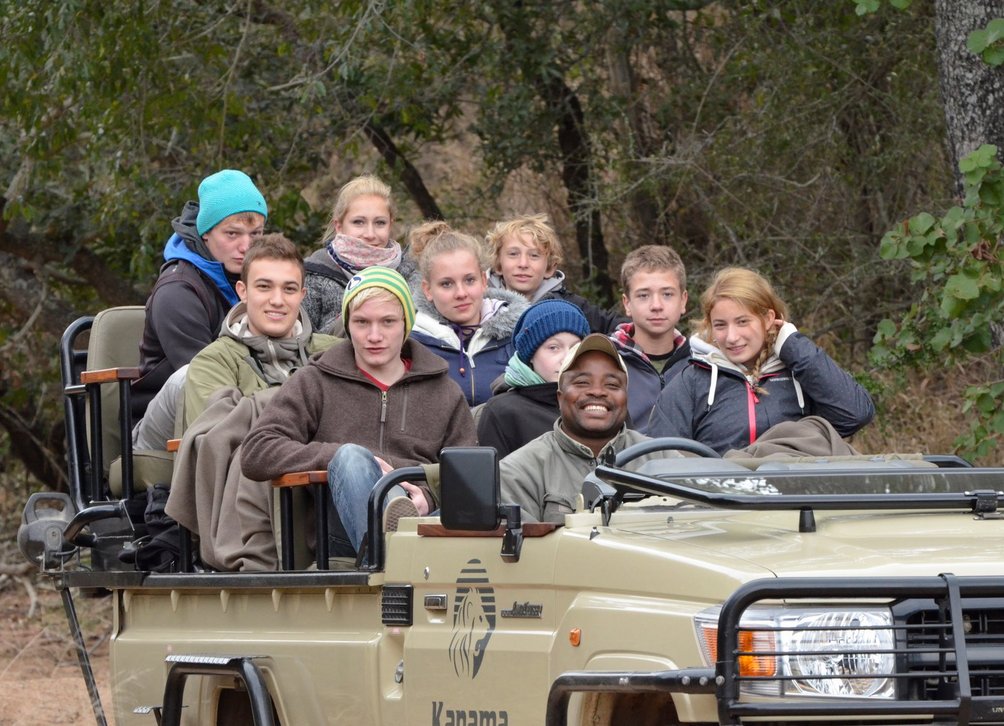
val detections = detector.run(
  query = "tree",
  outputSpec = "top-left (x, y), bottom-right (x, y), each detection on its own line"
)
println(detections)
top-left (0, 1), bottom-right (979, 485)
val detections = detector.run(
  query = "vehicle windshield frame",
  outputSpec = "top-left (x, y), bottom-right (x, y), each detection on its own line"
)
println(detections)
top-left (594, 464), bottom-right (1004, 512)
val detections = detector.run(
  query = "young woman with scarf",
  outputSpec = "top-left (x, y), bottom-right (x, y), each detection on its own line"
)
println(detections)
top-left (302, 175), bottom-right (421, 334)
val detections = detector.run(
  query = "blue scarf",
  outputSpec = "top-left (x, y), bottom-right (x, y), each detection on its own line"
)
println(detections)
top-left (162, 234), bottom-right (239, 306)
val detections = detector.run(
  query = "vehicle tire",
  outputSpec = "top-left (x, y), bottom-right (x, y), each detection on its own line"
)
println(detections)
top-left (580, 692), bottom-right (680, 725)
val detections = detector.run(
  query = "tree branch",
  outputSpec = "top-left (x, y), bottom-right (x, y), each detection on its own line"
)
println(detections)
top-left (0, 197), bottom-right (143, 308)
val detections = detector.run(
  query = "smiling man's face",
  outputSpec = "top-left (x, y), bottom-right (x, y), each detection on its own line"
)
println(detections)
top-left (557, 350), bottom-right (629, 447)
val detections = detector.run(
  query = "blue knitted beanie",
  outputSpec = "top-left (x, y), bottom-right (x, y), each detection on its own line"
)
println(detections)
top-left (196, 169), bottom-right (268, 236)
top-left (514, 299), bottom-right (590, 364)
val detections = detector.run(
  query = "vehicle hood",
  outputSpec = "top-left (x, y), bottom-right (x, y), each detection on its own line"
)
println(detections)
top-left (554, 507), bottom-right (1004, 601)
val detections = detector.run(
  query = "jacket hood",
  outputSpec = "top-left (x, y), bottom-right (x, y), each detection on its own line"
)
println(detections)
top-left (487, 269), bottom-right (565, 302)
top-left (686, 330), bottom-right (803, 411)
top-left (304, 246), bottom-right (351, 282)
top-left (169, 201), bottom-right (203, 252)
top-left (688, 332), bottom-right (785, 380)
top-left (413, 287), bottom-right (528, 346)
top-left (217, 302), bottom-right (316, 384)
top-left (162, 227), bottom-right (239, 307)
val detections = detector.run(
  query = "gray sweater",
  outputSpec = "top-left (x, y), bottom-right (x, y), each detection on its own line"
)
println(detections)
top-left (500, 422), bottom-right (657, 523)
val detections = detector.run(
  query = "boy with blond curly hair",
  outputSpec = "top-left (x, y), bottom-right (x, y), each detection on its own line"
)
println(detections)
top-left (485, 213), bottom-right (624, 334)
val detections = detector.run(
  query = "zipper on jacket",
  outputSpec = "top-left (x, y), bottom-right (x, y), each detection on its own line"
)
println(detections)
top-left (379, 390), bottom-right (388, 452)
top-left (746, 382), bottom-right (759, 445)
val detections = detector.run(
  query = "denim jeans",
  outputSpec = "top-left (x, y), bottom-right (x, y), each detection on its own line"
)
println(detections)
top-left (327, 444), bottom-right (406, 554)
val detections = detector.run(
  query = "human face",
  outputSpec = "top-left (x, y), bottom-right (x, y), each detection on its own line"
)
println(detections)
top-left (422, 250), bottom-right (486, 327)
top-left (496, 233), bottom-right (554, 295)
top-left (334, 194), bottom-right (392, 248)
top-left (622, 270), bottom-right (687, 344)
top-left (235, 259), bottom-right (306, 338)
top-left (203, 214), bottom-right (265, 275)
top-left (530, 332), bottom-right (581, 383)
top-left (347, 296), bottom-right (407, 376)
top-left (557, 351), bottom-right (628, 446)
top-left (710, 298), bottom-right (776, 368)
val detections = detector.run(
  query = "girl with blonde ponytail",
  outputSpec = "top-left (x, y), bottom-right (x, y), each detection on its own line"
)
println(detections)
top-left (647, 267), bottom-right (874, 454)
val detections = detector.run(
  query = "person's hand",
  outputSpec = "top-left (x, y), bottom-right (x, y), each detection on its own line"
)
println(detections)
top-left (400, 481), bottom-right (431, 516)
top-left (374, 456), bottom-right (394, 475)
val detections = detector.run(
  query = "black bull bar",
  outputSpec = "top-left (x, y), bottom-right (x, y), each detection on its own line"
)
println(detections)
top-left (546, 574), bottom-right (1004, 726)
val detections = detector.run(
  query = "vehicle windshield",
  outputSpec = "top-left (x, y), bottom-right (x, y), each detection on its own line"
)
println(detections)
top-left (598, 460), bottom-right (1004, 510)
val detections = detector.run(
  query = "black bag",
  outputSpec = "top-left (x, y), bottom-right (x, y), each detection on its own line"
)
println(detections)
top-left (118, 484), bottom-right (182, 572)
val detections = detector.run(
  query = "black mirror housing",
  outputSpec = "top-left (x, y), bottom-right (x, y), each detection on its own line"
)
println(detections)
top-left (440, 447), bottom-right (501, 531)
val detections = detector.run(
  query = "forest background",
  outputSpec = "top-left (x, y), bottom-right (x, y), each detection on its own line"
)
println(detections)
top-left (0, 0), bottom-right (1002, 516)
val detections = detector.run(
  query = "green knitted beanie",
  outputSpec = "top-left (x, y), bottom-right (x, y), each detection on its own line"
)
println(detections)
top-left (341, 267), bottom-right (417, 336)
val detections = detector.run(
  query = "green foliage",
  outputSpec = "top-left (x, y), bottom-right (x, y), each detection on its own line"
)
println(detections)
top-left (852, 0), bottom-right (912, 16)
top-left (0, 0), bottom-right (979, 478)
top-left (873, 145), bottom-right (1004, 458)
top-left (967, 18), bottom-right (1004, 66)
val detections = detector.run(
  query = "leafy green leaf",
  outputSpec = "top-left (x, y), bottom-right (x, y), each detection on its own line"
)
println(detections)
top-left (944, 271), bottom-right (981, 301)
top-left (908, 212), bottom-right (935, 235)
top-left (854, 0), bottom-right (880, 16)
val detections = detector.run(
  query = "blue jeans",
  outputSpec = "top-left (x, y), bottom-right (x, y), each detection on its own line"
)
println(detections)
top-left (327, 444), bottom-right (405, 554)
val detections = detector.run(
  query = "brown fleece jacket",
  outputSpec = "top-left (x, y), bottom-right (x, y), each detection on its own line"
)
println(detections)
top-left (241, 339), bottom-right (475, 508)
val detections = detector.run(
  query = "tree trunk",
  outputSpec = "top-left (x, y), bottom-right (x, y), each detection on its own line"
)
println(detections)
top-left (934, 0), bottom-right (1004, 194)
top-left (495, 2), bottom-right (615, 304)
top-left (934, 1), bottom-right (1004, 350)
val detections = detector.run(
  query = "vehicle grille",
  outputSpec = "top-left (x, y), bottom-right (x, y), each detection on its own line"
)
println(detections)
top-left (718, 576), bottom-right (1004, 724)
top-left (381, 584), bottom-right (414, 626)
top-left (898, 598), bottom-right (1004, 699)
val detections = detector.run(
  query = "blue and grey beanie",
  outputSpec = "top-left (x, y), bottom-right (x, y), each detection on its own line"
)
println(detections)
top-left (513, 298), bottom-right (590, 364)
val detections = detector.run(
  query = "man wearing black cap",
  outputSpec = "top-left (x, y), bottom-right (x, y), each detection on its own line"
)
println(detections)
top-left (500, 333), bottom-right (677, 523)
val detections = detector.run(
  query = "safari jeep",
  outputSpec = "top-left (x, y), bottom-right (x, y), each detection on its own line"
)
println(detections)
top-left (19, 308), bottom-right (1004, 725)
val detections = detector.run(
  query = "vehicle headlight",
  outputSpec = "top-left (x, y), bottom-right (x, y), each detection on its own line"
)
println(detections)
top-left (695, 606), bottom-right (896, 699)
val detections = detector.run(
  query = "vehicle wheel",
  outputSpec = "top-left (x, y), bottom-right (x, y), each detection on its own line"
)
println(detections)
top-left (614, 437), bottom-right (720, 466)
top-left (580, 692), bottom-right (680, 725)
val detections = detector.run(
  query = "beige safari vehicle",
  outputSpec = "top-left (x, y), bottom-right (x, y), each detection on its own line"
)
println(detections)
top-left (19, 308), bottom-right (1004, 725)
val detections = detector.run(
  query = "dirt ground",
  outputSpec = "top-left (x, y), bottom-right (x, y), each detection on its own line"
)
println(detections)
top-left (0, 571), bottom-right (112, 726)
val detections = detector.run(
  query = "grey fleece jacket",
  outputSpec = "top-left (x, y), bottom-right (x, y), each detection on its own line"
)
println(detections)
top-left (499, 422), bottom-right (661, 523)
top-left (646, 323), bottom-right (875, 455)
top-left (301, 246), bottom-right (422, 335)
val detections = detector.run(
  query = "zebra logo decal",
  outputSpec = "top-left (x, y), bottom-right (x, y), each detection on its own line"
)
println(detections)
top-left (448, 559), bottom-right (496, 679)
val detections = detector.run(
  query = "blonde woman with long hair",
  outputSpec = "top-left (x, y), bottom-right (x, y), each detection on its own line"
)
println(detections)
top-left (303, 175), bottom-right (422, 334)
top-left (647, 267), bottom-right (874, 454)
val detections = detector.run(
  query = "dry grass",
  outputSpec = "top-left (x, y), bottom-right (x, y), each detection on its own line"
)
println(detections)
top-left (851, 359), bottom-right (1001, 467)
top-left (0, 537), bottom-right (112, 725)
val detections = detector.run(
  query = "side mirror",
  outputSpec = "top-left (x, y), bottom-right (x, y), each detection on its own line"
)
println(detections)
top-left (440, 447), bottom-right (500, 531)
top-left (440, 447), bottom-right (523, 562)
